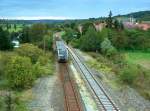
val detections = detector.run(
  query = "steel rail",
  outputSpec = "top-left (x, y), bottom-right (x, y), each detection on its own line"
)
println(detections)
top-left (67, 46), bottom-right (120, 111)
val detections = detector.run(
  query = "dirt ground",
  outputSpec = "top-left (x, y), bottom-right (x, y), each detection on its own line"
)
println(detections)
top-left (28, 63), bottom-right (64, 111)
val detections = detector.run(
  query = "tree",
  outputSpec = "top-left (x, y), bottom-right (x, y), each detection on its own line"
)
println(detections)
top-left (20, 27), bottom-right (31, 43)
top-left (14, 24), bottom-right (17, 30)
top-left (5, 56), bottom-right (35, 89)
top-left (0, 27), bottom-right (13, 50)
top-left (43, 34), bottom-right (53, 51)
top-left (6, 23), bottom-right (9, 30)
top-left (15, 43), bottom-right (43, 63)
top-left (106, 11), bottom-right (113, 28)
top-left (80, 27), bottom-right (100, 51)
top-left (120, 22), bottom-right (124, 30)
top-left (101, 38), bottom-right (117, 57)
top-left (114, 19), bottom-right (120, 30)
top-left (82, 21), bottom-right (96, 34)
top-left (29, 24), bottom-right (47, 43)
top-left (62, 28), bottom-right (76, 44)
top-left (124, 29), bottom-right (149, 50)
top-left (114, 19), bottom-right (124, 30)
top-left (112, 31), bottom-right (128, 50)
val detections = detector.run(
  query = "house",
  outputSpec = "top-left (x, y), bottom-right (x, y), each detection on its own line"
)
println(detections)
top-left (94, 23), bottom-right (106, 31)
top-left (123, 22), bottom-right (150, 30)
top-left (12, 40), bottom-right (20, 48)
top-left (137, 23), bottom-right (150, 30)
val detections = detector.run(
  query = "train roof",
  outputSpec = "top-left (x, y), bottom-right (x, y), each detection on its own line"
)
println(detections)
top-left (56, 41), bottom-right (66, 50)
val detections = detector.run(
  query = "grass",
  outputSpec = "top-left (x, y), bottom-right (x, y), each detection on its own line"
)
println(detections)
top-left (125, 51), bottom-right (150, 100)
top-left (125, 51), bottom-right (150, 70)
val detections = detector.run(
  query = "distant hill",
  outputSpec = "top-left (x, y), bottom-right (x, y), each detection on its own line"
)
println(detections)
top-left (0, 19), bottom-right (67, 24)
top-left (1, 11), bottom-right (150, 24)
top-left (116, 11), bottom-right (150, 21)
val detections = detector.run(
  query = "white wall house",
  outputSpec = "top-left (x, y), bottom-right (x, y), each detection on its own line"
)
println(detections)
top-left (12, 40), bottom-right (20, 48)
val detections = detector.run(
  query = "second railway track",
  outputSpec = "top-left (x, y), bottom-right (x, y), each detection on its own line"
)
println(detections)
top-left (59, 63), bottom-right (82, 111)
top-left (67, 46), bottom-right (120, 111)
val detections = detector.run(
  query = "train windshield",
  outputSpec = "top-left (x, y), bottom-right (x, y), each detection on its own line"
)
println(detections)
top-left (59, 49), bottom-right (66, 55)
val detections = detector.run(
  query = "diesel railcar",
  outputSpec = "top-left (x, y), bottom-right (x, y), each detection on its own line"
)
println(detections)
top-left (56, 41), bottom-right (68, 62)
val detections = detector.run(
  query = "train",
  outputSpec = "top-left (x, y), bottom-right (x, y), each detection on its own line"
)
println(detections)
top-left (55, 41), bottom-right (68, 62)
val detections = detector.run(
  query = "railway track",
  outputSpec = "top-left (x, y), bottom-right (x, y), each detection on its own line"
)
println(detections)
top-left (59, 63), bottom-right (82, 111)
top-left (67, 46), bottom-right (120, 111)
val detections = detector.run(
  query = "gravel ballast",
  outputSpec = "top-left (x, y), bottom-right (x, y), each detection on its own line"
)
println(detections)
top-left (28, 72), bottom-right (64, 111)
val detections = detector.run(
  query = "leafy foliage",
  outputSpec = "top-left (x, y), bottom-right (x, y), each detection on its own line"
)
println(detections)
top-left (80, 27), bottom-right (100, 51)
top-left (1, 44), bottom-right (54, 90)
top-left (15, 43), bottom-right (43, 63)
top-left (82, 21), bottom-right (96, 34)
top-left (0, 27), bottom-right (13, 50)
top-left (20, 27), bottom-right (31, 43)
top-left (20, 24), bottom-right (47, 43)
top-left (5, 56), bottom-right (35, 89)
top-left (62, 28), bottom-right (77, 44)
top-left (101, 38), bottom-right (117, 57)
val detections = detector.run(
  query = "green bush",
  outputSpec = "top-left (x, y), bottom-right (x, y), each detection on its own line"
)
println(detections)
top-left (33, 53), bottom-right (54, 77)
top-left (15, 43), bottom-right (43, 63)
top-left (5, 56), bottom-right (35, 89)
top-left (119, 65), bottom-right (138, 84)
top-left (70, 38), bottom-right (80, 48)
top-left (101, 38), bottom-right (117, 57)
top-left (0, 52), bottom-right (16, 79)
top-left (32, 62), bottom-right (45, 78)
top-left (38, 55), bottom-right (49, 66)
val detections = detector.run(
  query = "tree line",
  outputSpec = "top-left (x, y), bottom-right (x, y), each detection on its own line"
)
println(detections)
top-left (63, 11), bottom-right (150, 56)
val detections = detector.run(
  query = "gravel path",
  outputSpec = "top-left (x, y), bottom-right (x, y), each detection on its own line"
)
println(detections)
top-left (28, 68), bottom-right (64, 111)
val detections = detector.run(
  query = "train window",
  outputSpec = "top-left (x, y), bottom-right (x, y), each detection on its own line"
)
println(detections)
top-left (59, 49), bottom-right (66, 55)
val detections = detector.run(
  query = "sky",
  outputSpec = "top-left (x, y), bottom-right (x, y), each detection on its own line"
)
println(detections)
top-left (0, 0), bottom-right (150, 20)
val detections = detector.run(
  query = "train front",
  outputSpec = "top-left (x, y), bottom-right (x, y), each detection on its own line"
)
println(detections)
top-left (58, 48), bottom-right (68, 62)
top-left (56, 41), bottom-right (68, 63)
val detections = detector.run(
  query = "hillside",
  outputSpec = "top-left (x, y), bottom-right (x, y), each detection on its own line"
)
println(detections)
top-left (119, 11), bottom-right (150, 21)
top-left (0, 19), bottom-right (66, 24)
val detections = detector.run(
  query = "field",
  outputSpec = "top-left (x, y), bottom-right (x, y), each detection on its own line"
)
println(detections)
top-left (1, 24), bottom-right (24, 32)
top-left (125, 52), bottom-right (150, 70)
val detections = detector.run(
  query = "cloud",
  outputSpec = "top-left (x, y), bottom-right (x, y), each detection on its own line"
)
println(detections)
top-left (0, 16), bottom-right (73, 20)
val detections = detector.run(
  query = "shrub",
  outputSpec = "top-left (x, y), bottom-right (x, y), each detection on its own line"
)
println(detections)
top-left (101, 38), bottom-right (117, 57)
top-left (33, 53), bottom-right (54, 77)
top-left (0, 52), bottom-right (16, 78)
top-left (38, 55), bottom-right (49, 66)
top-left (119, 65), bottom-right (138, 84)
top-left (5, 56), bottom-right (35, 89)
top-left (32, 62), bottom-right (45, 78)
top-left (70, 38), bottom-right (80, 48)
top-left (15, 43), bottom-right (43, 63)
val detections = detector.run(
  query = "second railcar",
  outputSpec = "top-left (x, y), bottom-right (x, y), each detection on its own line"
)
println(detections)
top-left (56, 41), bottom-right (68, 62)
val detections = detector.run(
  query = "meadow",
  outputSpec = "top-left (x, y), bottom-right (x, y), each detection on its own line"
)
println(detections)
top-left (1, 24), bottom-right (24, 32)
top-left (125, 51), bottom-right (150, 70)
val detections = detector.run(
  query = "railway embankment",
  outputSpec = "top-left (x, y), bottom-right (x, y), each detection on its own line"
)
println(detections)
top-left (76, 49), bottom-right (150, 111)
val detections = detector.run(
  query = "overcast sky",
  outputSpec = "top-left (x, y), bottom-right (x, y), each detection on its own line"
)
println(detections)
top-left (0, 0), bottom-right (150, 20)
